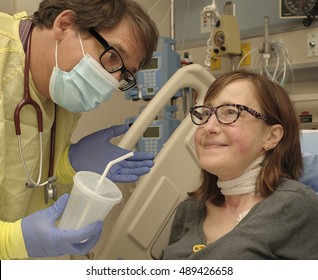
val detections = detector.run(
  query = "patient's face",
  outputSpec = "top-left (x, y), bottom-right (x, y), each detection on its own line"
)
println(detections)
top-left (194, 80), bottom-right (268, 181)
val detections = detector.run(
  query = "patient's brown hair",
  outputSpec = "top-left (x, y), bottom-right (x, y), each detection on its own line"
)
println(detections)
top-left (189, 70), bottom-right (303, 205)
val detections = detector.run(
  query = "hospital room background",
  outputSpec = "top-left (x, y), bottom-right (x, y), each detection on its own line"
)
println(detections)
top-left (1, 0), bottom-right (318, 260)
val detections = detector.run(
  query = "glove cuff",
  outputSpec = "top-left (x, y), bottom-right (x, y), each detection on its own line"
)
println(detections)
top-left (56, 146), bottom-right (76, 185)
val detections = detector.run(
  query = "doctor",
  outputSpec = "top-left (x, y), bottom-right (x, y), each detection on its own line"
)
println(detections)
top-left (0, 0), bottom-right (158, 259)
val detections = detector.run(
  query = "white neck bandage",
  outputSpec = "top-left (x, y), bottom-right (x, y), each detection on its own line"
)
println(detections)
top-left (217, 156), bottom-right (264, 196)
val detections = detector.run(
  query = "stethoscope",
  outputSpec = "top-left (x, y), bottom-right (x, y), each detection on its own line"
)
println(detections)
top-left (14, 26), bottom-right (57, 204)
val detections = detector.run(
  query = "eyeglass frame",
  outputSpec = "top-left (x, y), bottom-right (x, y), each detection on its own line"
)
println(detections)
top-left (89, 28), bottom-right (137, 91)
top-left (190, 104), bottom-right (279, 125)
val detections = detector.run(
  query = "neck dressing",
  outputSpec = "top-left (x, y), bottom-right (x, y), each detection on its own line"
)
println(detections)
top-left (217, 156), bottom-right (264, 195)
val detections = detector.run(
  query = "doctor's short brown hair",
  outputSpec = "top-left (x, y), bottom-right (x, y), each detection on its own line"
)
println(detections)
top-left (32, 0), bottom-right (158, 69)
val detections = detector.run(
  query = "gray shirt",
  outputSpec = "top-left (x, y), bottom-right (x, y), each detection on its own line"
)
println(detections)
top-left (161, 179), bottom-right (318, 259)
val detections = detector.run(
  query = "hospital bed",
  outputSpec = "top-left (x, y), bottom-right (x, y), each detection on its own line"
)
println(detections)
top-left (92, 64), bottom-right (215, 260)
top-left (300, 130), bottom-right (318, 155)
top-left (300, 130), bottom-right (318, 192)
top-left (90, 64), bottom-right (318, 260)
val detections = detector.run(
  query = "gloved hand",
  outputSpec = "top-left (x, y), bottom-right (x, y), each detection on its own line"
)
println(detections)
top-left (22, 194), bottom-right (103, 258)
top-left (69, 124), bottom-right (154, 182)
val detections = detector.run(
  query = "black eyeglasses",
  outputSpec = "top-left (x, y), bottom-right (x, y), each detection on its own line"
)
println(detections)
top-left (89, 28), bottom-right (136, 91)
top-left (190, 104), bottom-right (278, 125)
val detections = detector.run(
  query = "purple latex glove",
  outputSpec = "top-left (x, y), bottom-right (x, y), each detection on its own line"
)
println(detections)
top-left (69, 124), bottom-right (154, 182)
top-left (22, 194), bottom-right (103, 258)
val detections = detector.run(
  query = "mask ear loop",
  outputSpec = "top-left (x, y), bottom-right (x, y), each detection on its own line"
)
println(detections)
top-left (54, 32), bottom-right (85, 69)
top-left (78, 32), bottom-right (85, 56)
top-left (54, 41), bottom-right (59, 68)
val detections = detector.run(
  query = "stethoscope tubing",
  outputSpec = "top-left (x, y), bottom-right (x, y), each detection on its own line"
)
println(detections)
top-left (14, 27), bottom-right (43, 135)
top-left (14, 25), bottom-right (56, 193)
top-left (17, 133), bottom-right (45, 187)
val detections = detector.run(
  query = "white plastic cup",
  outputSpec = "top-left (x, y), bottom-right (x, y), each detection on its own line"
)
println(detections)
top-left (58, 171), bottom-right (122, 230)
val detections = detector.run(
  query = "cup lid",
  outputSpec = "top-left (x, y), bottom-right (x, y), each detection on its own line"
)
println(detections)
top-left (74, 171), bottom-right (122, 203)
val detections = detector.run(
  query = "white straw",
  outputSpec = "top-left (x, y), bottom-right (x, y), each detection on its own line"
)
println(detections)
top-left (94, 152), bottom-right (134, 191)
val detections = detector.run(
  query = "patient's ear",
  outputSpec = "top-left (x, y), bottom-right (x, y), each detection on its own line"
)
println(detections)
top-left (263, 124), bottom-right (284, 150)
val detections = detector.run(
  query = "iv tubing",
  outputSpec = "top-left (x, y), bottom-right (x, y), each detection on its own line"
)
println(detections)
top-left (170, 0), bottom-right (175, 40)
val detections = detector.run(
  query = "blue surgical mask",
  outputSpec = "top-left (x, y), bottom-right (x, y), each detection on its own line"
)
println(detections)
top-left (49, 34), bottom-right (119, 112)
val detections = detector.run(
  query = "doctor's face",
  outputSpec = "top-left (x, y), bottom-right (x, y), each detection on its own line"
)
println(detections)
top-left (56, 17), bottom-right (144, 85)
top-left (194, 80), bottom-right (270, 181)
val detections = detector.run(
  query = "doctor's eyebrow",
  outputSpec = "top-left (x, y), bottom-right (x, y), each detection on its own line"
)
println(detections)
top-left (112, 43), bottom-right (138, 73)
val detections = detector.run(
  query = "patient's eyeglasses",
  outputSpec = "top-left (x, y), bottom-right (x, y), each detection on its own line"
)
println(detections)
top-left (89, 28), bottom-right (136, 91)
top-left (190, 104), bottom-right (278, 125)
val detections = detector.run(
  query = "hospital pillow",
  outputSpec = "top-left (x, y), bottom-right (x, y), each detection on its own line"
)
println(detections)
top-left (300, 153), bottom-right (318, 192)
top-left (299, 131), bottom-right (318, 192)
top-left (300, 130), bottom-right (318, 154)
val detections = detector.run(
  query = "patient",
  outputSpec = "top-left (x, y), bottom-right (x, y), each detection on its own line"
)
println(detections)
top-left (161, 70), bottom-right (318, 260)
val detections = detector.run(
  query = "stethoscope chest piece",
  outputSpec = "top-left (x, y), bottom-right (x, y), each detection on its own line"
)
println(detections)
top-left (44, 176), bottom-right (58, 204)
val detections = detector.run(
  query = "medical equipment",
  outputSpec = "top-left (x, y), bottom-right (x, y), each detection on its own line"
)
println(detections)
top-left (202, 0), bottom-right (220, 67)
top-left (203, 1), bottom-right (241, 69)
top-left (14, 26), bottom-right (57, 203)
top-left (125, 37), bottom-right (182, 155)
top-left (280, 0), bottom-right (317, 25)
top-left (300, 130), bottom-right (318, 192)
top-left (126, 37), bottom-right (180, 101)
top-left (237, 16), bottom-right (293, 86)
top-left (303, 2), bottom-right (318, 27)
top-left (93, 64), bottom-right (215, 260)
top-left (126, 106), bottom-right (180, 156)
top-left (211, 14), bottom-right (241, 57)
